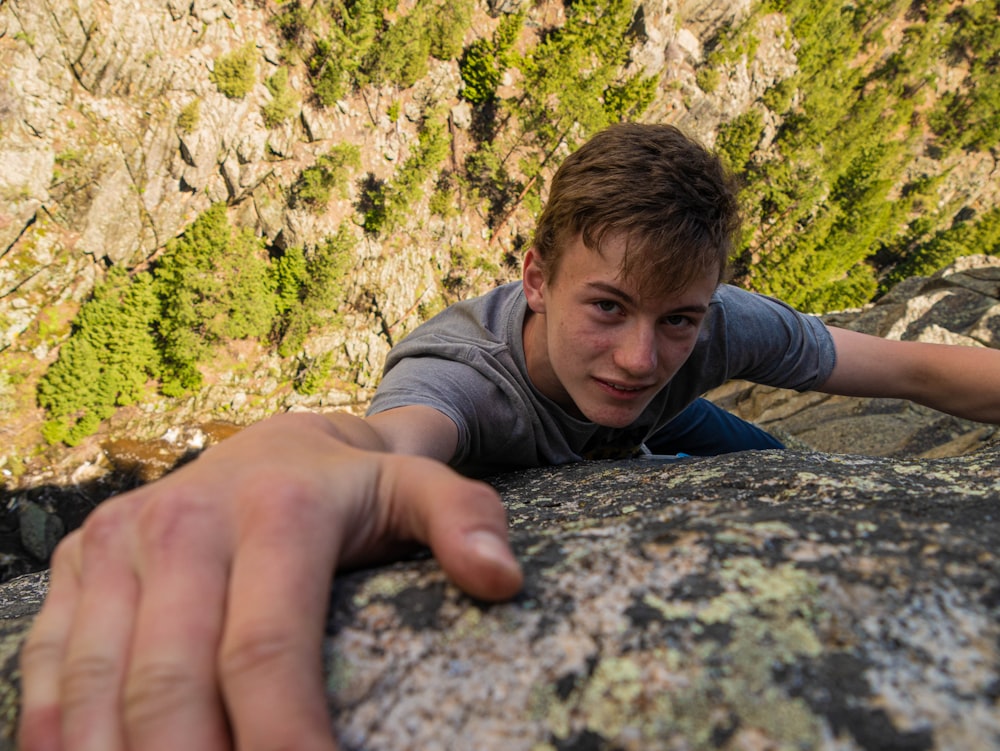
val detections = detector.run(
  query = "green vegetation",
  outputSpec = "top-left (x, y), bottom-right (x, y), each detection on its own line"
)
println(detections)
top-left (926, 3), bottom-right (1000, 154)
top-left (292, 143), bottom-right (362, 211)
top-left (459, 11), bottom-right (524, 105)
top-left (278, 0), bottom-right (474, 107)
top-left (38, 267), bottom-right (159, 446)
top-left (37, 206), bottom-right (357, 443)
top-left (263, 67), bottom-right (300, 127)
top-left (294, 351), bottom-right (337, 395)
top-left (716, 109), bottom-right (764, 174)
top-left (461, 0), bottom-right (655, 229)
top-left (278, 225), bottom-right (356, 356)
top-left (177, 99), bottom-right (201, 133)
top-left (517, 0), bottom-right (654, 155)
top-left (211, 43), bottom-right (258, 99)
top-left (363, 112), bottom-right (450, 234)
top-left (35, 0), bottom-right (1000, 444)
top-left (721, 0), bottom-right (1000, 312)
top-left (695, 67), bottom-right (720, 94)
top-left (882, 206), bottom-right (1000, 290)
top-left (154, 204), bottom-right (278, 394)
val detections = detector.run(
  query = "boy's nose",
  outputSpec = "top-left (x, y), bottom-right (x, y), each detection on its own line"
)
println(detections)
top-left (613, 326), bottom-right (657, 375)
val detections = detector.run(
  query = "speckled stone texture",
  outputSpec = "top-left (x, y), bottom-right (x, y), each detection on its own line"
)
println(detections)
top-left (3, 446), bottom-right (999, 750)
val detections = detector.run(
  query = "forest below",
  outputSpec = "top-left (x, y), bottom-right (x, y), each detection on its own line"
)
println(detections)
top-left (2, 0), bottom-right (999, 458)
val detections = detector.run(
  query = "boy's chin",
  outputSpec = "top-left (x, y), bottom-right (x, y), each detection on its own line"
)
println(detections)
top-left (580, 406), bottom-right (648, 430)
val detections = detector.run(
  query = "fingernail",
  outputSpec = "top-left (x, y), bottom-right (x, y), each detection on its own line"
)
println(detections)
top-left (466, 530), bottom-right (520, 574)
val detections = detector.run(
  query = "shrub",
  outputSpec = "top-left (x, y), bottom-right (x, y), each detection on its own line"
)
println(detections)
top-left (428, 0), bottom-right (472, 60)
top-left (363, 114), bottom-right (450, 234)
top-left (459, 11), bottom-right (524, 105)
top-left (716, 109), bottom-right (764, 173)
top-left (211, 43), bottom-right (258, 99)
top-left (292, 143), bottom-right (362, 211)
top-left (177, 99), bottom-right (201, 133)
top-left (695, 67), bottom-right (720, 93)
top-left (309, 38), bottom-right (348, 107)
top-left (359, 12), bottom-right (431, 88)
top-left (263, 67), bottom-right (299, 127)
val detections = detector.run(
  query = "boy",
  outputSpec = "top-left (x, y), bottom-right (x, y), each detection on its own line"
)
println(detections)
top-left (19, 124), bottom-right (1000, 751)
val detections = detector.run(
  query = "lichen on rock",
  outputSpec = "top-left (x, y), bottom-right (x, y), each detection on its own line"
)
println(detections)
top-left (1, 446), bottom-right (999, 748)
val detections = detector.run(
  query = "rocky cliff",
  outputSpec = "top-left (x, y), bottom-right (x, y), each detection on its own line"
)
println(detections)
top-left (1, 445), bottom-right (999, 750)
top-left (2, 0), bottom-right (999, 473)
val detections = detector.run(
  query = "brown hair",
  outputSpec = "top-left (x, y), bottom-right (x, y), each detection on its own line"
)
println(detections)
top-left (532, 123), bottom-right (741, 297)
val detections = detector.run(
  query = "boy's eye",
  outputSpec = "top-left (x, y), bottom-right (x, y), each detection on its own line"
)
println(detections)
top-left (595, 300), bottom-right (620, 313)
top-left (663, 314), bottom-right (692, 327)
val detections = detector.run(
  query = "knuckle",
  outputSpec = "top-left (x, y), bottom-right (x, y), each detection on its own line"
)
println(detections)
top-left (18, 629), bottom-right (62, 674)
top-left (237, 478), bottom-right (324, 532)
top-left (135, 488), bottom-right (217, 553)
top-left (122, 659), bottom-right (199, 728)
top-left (78, 500), bottom-right (131, 549)
top-left (219, 622), bottom-right (298, 685)
top-left (59, 653), bottom-right (120, 712)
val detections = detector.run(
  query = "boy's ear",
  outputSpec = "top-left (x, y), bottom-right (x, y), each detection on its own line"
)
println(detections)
top-left (522, 248), bottom-right (547, 314)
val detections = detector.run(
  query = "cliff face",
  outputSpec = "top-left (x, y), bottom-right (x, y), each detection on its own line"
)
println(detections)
top-left (1, 445), bottom-right (999, 749)
top-left (2, 0), bottom-right (999, 471)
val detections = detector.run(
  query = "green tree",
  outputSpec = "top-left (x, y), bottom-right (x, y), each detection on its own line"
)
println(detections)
top-left (154, 204), bottom-right (278, 394)
top-left (279, 226), bottom-right (356, 356)
top-left (38, 268), bottom-right (160, 445)
top-left (292, 143), bottom-right (362, 211)
top-left (459, 11), bottom-right (524, 105)
top-left (428, 0), bottom-right (472, 60)
top-left (363, 114), bottom-right (451, 234)
top-left (716, 109), bottom-right (764, 174)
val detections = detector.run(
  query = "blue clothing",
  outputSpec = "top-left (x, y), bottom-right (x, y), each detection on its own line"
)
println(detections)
top-left (644, 398), bottom-right (784, 456)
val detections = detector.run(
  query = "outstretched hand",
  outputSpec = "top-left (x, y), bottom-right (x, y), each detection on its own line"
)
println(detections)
top-left (18, 411), bottom-right (522, 751)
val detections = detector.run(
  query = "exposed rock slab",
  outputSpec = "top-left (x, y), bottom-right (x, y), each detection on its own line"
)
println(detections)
top-left (2, 446), bottom-right (999, 750)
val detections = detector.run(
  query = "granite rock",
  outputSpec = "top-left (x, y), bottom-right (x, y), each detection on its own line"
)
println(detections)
top-left (1, 445), bottom-right (999, 750)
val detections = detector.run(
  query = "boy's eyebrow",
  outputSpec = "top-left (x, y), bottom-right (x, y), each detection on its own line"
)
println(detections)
top-left (585, 281), bottom-right (710, 314)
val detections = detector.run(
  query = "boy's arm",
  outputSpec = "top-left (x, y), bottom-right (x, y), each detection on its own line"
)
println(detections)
top-left (18, 407), bottom-right (520, 751)
top-left (817, 327), bottom-right (1000, 423)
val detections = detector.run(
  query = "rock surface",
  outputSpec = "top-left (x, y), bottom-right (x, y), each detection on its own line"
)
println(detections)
top-left (1, 445), bottom-right (1000, 750)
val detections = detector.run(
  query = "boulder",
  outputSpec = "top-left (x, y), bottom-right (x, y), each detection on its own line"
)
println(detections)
top-left (1, 445), bottom-right (999, 749)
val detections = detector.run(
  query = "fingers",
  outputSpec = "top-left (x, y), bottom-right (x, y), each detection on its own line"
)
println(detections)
top-left (57, 506), bottom-right (141, 751)
top-left (18, 413), bottom-right (523, 751)
top-left (18, 535), bottom-right (81, 751)
top-left (218, 477), bottom-right (342, 751)
top-left (379, 455), bottom-right (524, 602)
top-left (120, 489), bottom-right (232, 751)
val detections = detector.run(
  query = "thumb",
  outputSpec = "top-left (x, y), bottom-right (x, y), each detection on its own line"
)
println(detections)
top-left (384, 456), bottom-right (523, 602)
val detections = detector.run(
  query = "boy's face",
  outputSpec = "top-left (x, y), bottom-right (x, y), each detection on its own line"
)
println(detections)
top-left (522, 233), bottom-right (717, 428)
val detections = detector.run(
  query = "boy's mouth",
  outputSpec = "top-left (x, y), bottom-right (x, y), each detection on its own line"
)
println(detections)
top-left (595, 378), bottom-right (652, 394)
